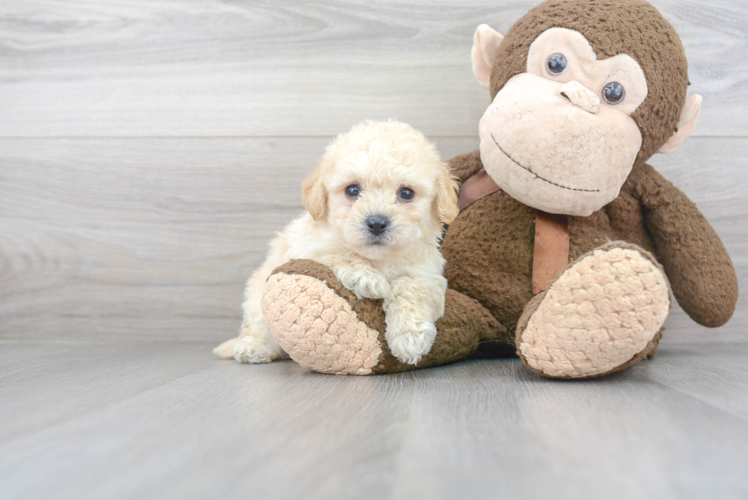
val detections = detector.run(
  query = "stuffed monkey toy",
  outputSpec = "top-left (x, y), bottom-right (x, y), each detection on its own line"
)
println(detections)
top-left (260, 0), bottom-right (738, 378)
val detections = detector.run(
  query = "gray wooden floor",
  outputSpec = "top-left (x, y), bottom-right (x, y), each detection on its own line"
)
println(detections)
top-left (1, 337), bottom-right (747, 500)
top-left (2, 1), bottom-right (748, 498)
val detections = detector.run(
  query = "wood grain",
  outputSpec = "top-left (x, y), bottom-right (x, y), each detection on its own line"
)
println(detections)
top-left (1, 0), bottom-right (747, 137)
top-left (1, 339), bottom-right (747, 500)
top-left (0, 0), bottom-right (745, 342)
top-left (0, 136), bottom-right (476, 339)
top-left (1, 2), bottom-right (746, 498)
top-left (0, 136), bottom-right (745, 341)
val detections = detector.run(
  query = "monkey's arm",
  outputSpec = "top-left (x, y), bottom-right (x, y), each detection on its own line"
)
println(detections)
top-left (448, 150), bottom-right (484, 185)
top-left (631, 163), bottom-right (738, 327)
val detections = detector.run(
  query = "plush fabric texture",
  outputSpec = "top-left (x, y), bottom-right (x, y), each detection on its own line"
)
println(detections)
top-left (526, 28), bottom-right (650, 116)
top-left (442, 152), bottom-right (737, 334)
top-left (489, 0), bottom-right (689, 165)
top-left (264, 260), bottom-right (510, 375)
top-left (628, 164), bottom-right (739, 327)
top-left (532, 211), bottom-right (569, 294)
top-left (263, 272), bottom-right (383, 375)
top-left (478, 70), bottom-right (644, 216)
top-left (558, 80), bottom-right (600, 114)
top-left (259, 0), bottom-right (737, 378)
top-left (447, 149), bottom-right (484, 184)
top-left (457, 168), bottom-right (501, 211)
top-left (515, 241), bottom-right (671, 378)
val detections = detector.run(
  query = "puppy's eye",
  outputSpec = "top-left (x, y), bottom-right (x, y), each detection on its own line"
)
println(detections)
top-left (345, 184), bottom-right (361, 198)
top-left (398, 187), bottom-right (415, 202)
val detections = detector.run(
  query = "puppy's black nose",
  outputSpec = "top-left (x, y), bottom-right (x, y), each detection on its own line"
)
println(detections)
top-left (366, 215), bottom-right (389, 236)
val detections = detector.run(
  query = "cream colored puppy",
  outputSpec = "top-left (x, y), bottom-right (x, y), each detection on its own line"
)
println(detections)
top-left (213, 120), bottom-right (459, 366)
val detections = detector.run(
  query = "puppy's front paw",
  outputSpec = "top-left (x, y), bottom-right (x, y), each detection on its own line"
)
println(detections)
top-left (354, 272), bottom-right (390, 299)
top-left (386, 322), bottom-right (437, 365)
top-left (335, 268), bottom-right (390, 299)
top-left (233, 336), bottom-right (282, 364)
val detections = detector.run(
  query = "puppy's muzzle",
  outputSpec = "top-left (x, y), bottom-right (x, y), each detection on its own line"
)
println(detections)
top-left (366, 215), bottom-right (390, 237)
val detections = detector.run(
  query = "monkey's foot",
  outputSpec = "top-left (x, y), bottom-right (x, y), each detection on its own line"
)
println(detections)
top-left (262, 260), bottom-right (507, 375)
top-left (516, 242), bottom-right (670, 379)
top-left (262, 260), bottom-right (385, 375)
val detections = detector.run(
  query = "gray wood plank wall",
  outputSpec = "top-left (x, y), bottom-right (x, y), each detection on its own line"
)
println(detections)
top-left (1, 0), bottom-right (746, 342)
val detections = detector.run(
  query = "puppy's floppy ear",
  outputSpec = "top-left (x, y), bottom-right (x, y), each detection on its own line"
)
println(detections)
top-left (301, 165), bottom-right (327, 221)
top-left (434, 163), bottom-right (460, 224)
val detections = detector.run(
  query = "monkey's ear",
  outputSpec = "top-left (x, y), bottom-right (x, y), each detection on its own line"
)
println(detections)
top-left (658, 94), bottom-right (703, 154)
top-left (301, 165), bottom-right (327, 221)
top-left (471, 24), bottom-right (504, 90)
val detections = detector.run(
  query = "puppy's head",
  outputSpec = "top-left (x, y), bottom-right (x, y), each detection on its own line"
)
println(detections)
top-left (302, 120), bottom-right (459, 259)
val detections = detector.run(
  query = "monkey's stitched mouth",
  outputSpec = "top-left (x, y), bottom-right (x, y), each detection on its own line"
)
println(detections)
top-left (490, 134), bottom-right (600, 193)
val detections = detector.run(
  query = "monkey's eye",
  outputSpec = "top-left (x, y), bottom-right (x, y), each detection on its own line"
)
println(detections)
top-left (398, 187), bottom-right (415, 202)
top-left (602, 82), bottom-right (626, 104)
top-left (546, 53), bottom-right (568, 76)
top-left (345, 184), bottom-right (361, 198)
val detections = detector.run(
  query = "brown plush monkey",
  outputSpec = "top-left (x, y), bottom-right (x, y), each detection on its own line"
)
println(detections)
top-left (260, 0), bottom-right (738, 378)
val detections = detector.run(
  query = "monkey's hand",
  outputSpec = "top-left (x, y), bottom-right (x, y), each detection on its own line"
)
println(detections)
top-left (634, 164), bottom-right (738, 327)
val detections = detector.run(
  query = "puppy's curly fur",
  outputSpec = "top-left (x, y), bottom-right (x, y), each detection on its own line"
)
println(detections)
top-left (213, 120), bottom-right (459, 366)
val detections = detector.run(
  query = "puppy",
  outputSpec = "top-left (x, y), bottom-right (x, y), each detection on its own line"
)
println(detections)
top-left (213, 120), bottom-right (459, 366)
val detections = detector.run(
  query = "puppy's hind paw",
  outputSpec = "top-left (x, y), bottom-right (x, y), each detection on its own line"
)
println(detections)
top-left (213, 338), bottom-right (238, 359)
top-left (233, 336), bottom-right (281, 364)
top-left (387, 322), bottom-right (437, 365)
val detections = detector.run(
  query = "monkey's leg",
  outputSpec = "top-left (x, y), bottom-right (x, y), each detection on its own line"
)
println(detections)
top-left (516, 242), bottom-right (670, 379)
top-left (261, 259), bottom-right (508, 375)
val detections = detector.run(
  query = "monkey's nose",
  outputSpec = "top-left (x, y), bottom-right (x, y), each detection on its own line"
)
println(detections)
top-left (559, 81), bottom-right (600, 114)
top-left (366, 215), bottom-right (389, 236)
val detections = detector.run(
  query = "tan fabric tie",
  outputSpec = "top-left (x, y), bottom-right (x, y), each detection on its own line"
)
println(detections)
top-left (532, 211), bottom-right (569, 294)
top-left (457, 168), bottom-right (501, 212)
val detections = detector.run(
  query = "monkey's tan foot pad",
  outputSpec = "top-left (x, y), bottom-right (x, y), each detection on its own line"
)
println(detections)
top-left (516, 242), bottom-right (670, 379)
top-left (261, 260), bottom-right (386, 375)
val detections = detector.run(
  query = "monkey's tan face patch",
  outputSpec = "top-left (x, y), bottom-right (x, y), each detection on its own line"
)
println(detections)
top-left (527, 28), bottom-right (648, 115)
top-left (479, 28), bottom-right (647, 216)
